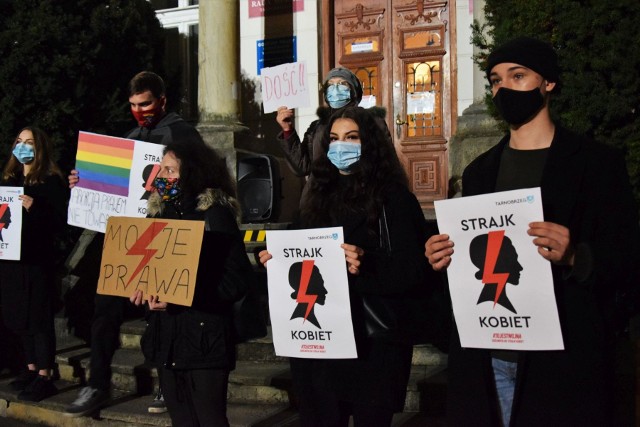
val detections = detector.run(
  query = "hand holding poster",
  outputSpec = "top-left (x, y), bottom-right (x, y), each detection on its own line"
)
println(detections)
top-left (434, 188), bottom-right (563, 350)
top-left (97, 216), bottom-right (204, 307)
top-left (68, 131), bottom-right (164, 232)
top-left (265, 227), bottom-right (357, 359)
top-left (0, 187), bottom-right (23, 260)
top-left (261, 62), bottom-right (310, 113)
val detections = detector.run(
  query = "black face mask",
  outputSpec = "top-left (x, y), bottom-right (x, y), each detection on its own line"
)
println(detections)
top-left (492, 87), bottom-right (545, 126)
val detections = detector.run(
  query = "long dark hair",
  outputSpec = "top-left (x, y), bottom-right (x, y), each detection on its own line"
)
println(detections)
top-left (163, 139), bottom-right (236, 201)
top-left (3, 126), bottom-right (63, 185)
top-left (300, 106), bottom-right (408, 229)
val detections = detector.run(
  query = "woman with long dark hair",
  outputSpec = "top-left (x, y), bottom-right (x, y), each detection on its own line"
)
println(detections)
top-left (261, 106), bottom-right (430, 426)
top-left (1, 126), bottom-right (67, 401)
top-left (130, 139), bottom-right (254, 426)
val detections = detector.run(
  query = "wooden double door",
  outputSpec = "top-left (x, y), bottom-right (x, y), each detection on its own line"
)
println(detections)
top-left (323, 0), bottom-right (456, 214)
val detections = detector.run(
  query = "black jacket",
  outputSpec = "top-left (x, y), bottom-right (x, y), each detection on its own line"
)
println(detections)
top-left (447, 126), bottom-right (640, 426)
top-left (141, 189), bottom-right (254, 370)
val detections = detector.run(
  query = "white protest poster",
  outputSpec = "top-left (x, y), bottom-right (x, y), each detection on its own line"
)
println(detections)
top-left (0, 187), bottom-right (23, 260)
top-left (261, 62), bottom-right (310, 114)
top-left (266, 227), bottom-right (357, 359)
top-left (434, 188), bottom-right (564, 350)
top-left (68, 131), bottom-right (164, 233)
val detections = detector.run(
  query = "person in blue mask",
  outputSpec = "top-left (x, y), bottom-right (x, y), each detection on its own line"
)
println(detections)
top-left (261, 106), bottom-right (431, 427)
top-left (0, 126), bottom-right (67, 402)
top-left (275, 67), bottom-right (391, 178)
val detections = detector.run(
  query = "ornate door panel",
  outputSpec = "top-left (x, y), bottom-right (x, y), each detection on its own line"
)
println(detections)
top-left (331, 0), bottom-right (454, 214)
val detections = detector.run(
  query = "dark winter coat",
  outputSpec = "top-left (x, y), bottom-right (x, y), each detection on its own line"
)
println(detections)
top-left (0, 173), bottom-right (67, 332)
top-left (140, 188), bottom-right (254, 370)
top-left (447, 126), bottom-right (640, 426)
top-left (277, 106), bottom-right (390, 177)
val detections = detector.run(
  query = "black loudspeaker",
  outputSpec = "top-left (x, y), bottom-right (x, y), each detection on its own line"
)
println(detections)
top-left (237, 155), bottom-right (281, 223)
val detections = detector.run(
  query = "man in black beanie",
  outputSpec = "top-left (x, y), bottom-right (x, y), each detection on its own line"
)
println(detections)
top-left (426, 37), bottom-right (639, 426)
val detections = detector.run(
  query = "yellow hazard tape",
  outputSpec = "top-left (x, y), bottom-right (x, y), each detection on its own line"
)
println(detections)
top-left (243, 229), bottom-right (267, 242)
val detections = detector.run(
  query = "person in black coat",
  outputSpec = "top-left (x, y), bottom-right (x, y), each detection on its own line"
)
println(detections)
top-left (130, 140), bottom-right (253, 426)
top-left (64, 71), bottom-right (206, 417)
top-left (425, 37), bottom-right (640, 427)
top-left (261, 106), bottom-right (431, 427)
top-left (0, 126), bottom-right (67, 402)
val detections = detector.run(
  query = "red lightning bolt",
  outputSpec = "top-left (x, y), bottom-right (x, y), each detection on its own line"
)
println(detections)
top-left (0, 204), bottom-right (8, 230)
top-left (296, 260), bottom-right (318, 322)
top-left (126, 221), bottom-right (168, 286)
top-left (482, 230), bottom-right (510, 308)
top-left (144, 164), bottom-right (161, 191)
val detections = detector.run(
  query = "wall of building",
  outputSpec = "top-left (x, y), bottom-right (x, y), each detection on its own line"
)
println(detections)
top-left (239, 0), bottom-right (319, 144)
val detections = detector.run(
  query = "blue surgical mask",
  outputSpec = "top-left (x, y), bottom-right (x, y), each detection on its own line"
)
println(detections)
top-left (327, 141), bottom-right (361, 173)
top-left (325, 84), bottom-right (352, 109)
top-left (12, 143), bottom-right (35, 164)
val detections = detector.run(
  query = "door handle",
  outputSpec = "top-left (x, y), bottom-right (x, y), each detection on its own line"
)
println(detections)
top-left (395, 114), bottom-right (407, 138)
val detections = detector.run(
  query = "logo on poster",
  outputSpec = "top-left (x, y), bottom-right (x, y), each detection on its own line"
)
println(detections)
top-left (470, 230), bottom-right (523, 314)
top-left (288, 260), bottom-right (327, 329)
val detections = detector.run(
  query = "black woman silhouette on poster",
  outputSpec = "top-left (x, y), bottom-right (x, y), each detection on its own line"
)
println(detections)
top-left (288, 260), bottom-right (327, 328)
top-left (469, 230), bottom-right (523, 314)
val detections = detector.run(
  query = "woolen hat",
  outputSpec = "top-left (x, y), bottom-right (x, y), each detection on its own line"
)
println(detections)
top-left (324, 67), bottom-right (363, 104)
top-left (485, 37), bottom-right (560, 83)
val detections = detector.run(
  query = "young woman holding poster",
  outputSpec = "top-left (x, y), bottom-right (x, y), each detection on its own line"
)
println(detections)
top-left (260, 106), bottom-right (431, 427)
top-left (130, 139), bottom-right (253, 427)
top-left (0, 126), bottom-right (67, 401)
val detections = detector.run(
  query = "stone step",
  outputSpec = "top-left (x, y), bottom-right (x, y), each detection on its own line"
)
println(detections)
top-left (0, 376), bottom-right (290, 427)
top-left (0, 373), bottom-right (447, 427)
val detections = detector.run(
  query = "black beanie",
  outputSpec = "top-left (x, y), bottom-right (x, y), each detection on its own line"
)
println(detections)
top-left (485, 37), bottom-right (560, 83)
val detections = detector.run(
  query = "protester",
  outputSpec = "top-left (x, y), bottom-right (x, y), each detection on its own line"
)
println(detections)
top-left (130, 139), bottom-right (253, 426)
top-left (425, 37), bottom-right (640, 426)
top-left (64, 71), bottom-right (205, 417)
top-left (275, 67), bottom-right (390, 177)
top-left (261, 106), bottom-right (430, 426)
top-left (0, 126), bottom-right (67, 402)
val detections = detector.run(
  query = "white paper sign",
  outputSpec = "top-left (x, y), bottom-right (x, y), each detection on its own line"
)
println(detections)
top-left (67, 131), bottom-right (164, 233)
top-left (434, 188), bottom-right (564, 350)
top-left (266, 227), bottom-right (357, 359)
top-left (261, 62), bottom-right (310, 114)
top-left (407, 91), bottom-right (435, 114)
top-left (0, 186), bottom-right (23, 260)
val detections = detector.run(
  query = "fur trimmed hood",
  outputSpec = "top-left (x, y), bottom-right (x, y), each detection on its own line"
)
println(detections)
top-left (147, 188), bottom-right (242, 222)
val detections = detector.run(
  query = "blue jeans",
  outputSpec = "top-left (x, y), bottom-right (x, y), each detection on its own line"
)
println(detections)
top-left (491, 358), bottom-right (518, 427)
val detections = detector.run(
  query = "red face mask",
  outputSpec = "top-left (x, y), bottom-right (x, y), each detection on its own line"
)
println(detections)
top-left (131, 102), bottom-right (164, 128)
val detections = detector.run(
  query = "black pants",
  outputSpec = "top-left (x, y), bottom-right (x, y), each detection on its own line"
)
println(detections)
top-left (22, 330), bottom-right (56, 370)
top-left (88, 294), bottom-right (128, 390)
top-left (291, 358), bottom-right (396, 427)
top-left (159, 366), bottom-right (230, 427)
top-left (0, 263), bottom-right (56, 372)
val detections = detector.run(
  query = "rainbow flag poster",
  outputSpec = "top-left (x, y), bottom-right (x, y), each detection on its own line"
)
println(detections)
top-left (68, 132), bottom-right (164, 233)
top-left (75, 132), bottom-right (134, 197)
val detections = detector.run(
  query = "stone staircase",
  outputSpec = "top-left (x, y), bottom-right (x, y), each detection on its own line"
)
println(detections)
top-left (0, 315), bottom-right (448, 426)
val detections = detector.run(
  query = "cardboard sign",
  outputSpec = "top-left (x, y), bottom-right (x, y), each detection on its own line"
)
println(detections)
top-left (68, 131), bottom-right (164, 233)
top-left (0, 186), bottom-right (23, 260)
top-left (266, 227), bottom-right (357, 359)
top-left (97, 216), bottom-right (204, 307)
top-left (435, 188), bottom-right (563, 350)
top-left (261, 62), bottom-right (310, 113)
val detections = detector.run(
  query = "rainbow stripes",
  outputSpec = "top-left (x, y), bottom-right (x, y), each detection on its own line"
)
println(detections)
top-left (75, 132), bottom-right (134, 197)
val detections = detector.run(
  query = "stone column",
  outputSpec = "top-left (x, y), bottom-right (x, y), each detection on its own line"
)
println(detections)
top-left (449, 0), bottom-right (502, 181)
top-left (197, 0), bottom-right (253, 177)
